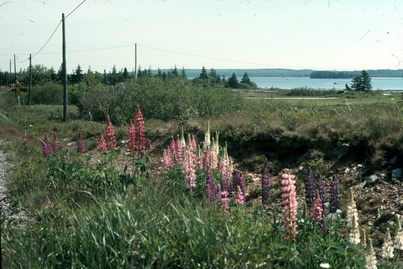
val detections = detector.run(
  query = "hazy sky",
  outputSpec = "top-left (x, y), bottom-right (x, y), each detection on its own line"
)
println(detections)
top-left (1, 0), bottom-right (402, 72)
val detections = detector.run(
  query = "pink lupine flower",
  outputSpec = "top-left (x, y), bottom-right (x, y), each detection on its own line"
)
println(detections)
top-left (104, 117), bottom-right (116, 149)
top-left (190, 135), bottom-right (197, 152)
top-left (220, 191), bottom-right (230, 213)
top-left (206, 167), bottom-right (219, 202)
top-left (175, 136), bottom-right (183, 163)
top-left (41, 134), bottom-right (52, 157)
top-left (53, 133), bottom-right (60, 153)
top-left (169, 139), bottom-right (177, 161)
top-left (310, 191), bottom-right (324, 222)
top-left (77, 134), bottom-right (85, 153)
top-left (203, 148), bottom-right (211, 169)
top-left (183, 147), bottom-right (196, 189)
top-left (163, 148), bottom-right (174, 168)
top-left (196, 147), bottom-right (203, 169)
top-left (234, 185), bottom-right (245, 205)
top-left (210, 148), bottom-right (218, 170)
top-left (134, 106), bottom-right (146, 154)
top-left (128, 119), bottom-right (137, 155)
top-left (97, 133), bottom-right (108, 152)
top-left (281, 173), bottom-right (298, 241)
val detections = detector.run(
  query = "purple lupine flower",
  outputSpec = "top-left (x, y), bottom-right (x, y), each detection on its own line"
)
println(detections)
top-left (329, 175), bottom-right (340, 213)
top-left (206, 167), bottom-right (219, 202)
top-left (315, 176), bottom-right (325, 211)
top-left (261, 161), bottom-right (270, 205)
top-left (305, 168), bottom-right (315, 208)
top-left (231, 170), bottom-right (246, 198)
top-left (41, 134), bottom-right (52, 157)
top-left (221, 173), bottom-right (230, 194)
top-left (77, 134), bottom-right (85, 153)
top-left (53, 133), bottom-right (60, 153)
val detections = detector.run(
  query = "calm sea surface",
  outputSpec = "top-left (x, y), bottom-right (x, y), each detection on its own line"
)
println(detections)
top-left (250, 77), bottom-right (403, 90)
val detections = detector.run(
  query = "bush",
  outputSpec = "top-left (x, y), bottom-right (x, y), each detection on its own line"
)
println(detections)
top-left (31, 82), bottom-right (63, 105)
top-left (78, 77), bottom-right (245, 125)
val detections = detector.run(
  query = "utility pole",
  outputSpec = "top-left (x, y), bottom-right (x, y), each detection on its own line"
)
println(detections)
top-left (62, 13), bottom-right (68, 122)
top-left (29, 54), bottom-right (32, 105)
top-left (7, 59), bottom-right (11, 85)
top-left (13, 54), bottom-right (16, 82)
top-left (134, 43), bottom-right (137, 79)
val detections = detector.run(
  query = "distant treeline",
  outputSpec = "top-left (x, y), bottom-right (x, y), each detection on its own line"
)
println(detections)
top-left (310, 70), bottom-right (403, 79)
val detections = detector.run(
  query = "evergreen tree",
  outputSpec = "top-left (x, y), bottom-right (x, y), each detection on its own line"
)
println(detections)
top-left (172, 66), bottom-right (179, 77)
top-left (199, 66), bottom-right (208, 80)
top-left (161, 72), bottom-right (167, 80)
top-left (103, 69), bottom-right (107, 84)
top-left (123, 67), bottom-right (129, 80)
top-left (156, 68), bottom-right (162, 78)
top-left (181, 67), bottom-right (187, 78)
top-left (350, 70), bottom-right (372, 91)
top-left (71, 65), bottom-right (84, 84)
top-left (240, 72), bottom-right (251, 84)
top-left (226, 73), bottom-right (240, 89)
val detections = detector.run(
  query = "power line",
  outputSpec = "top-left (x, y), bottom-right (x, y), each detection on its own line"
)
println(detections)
top-left (137, 43), bottom-right (317, 70)
top-left (65, 0), bottom-right (87, 18)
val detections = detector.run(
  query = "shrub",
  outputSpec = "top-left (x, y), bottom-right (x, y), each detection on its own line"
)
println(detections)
top-left (31, 82), bottom-right (63, 105)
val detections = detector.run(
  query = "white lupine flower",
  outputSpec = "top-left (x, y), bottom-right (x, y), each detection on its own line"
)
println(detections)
top-left (365, 238), bottom-right (377, 269)
top-left (381, 228), bottom-right (394, 259)
top-left (347, 189), bottom-right (360, 245)
top-left (393, 215), bottom-right (403, 250)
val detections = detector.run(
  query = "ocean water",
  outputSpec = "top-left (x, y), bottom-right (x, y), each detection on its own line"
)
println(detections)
top-left (250, 77), bottom-right (403, 90)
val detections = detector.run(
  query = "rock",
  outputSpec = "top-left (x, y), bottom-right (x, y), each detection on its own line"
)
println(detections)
top-left (391, 168), bottom-right (403, 182)
top-left (389, 156), bottom-right (398, 165)
top-left (364, 175), bottom-right (378, 186)
top-left (333, 143), bottom-right (350, 159)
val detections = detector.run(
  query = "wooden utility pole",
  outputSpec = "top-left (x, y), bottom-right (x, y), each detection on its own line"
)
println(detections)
top-left (62, 13), bottom-right (68, 122)
top-left (29, 54), bottom-right (32, 105)
top-left (134, 43), bottom-right (137, 79)
top-left (13, 54), bottom-right (16, 82)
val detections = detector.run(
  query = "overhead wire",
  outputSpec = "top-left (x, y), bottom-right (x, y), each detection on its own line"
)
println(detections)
top-left (65, 0), bottom-right (87, 18)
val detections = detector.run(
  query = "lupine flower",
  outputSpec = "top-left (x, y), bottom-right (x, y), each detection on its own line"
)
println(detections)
top-left (169, 139), bottom-right (177, 162)
top-left (305, 168), bottom-right (315, 209)
top-left (203, 121), bottom-right (211, 148)
top-left (104, 117), bottom-right (116, 149)
top-left (234, 185), bottom-right (245, 205)
top-left (231, 170), bottom-right (246, 198)
top-left (393, 215), bottom-right (403, 250)
top-left (53, 133), bottom-right (60, 153)
top-left (281, 174), bottom-right (298, 241)
top-left (175, 136), bottom-right (183, 163)
top-left (311, 191), bottom-right (324, 222)
top-left (163, 148), bottom-right (174, 168)
top-left (206, 167), bottom-right (219, 202)
top-left (381, 228), bottom-right (394, 259)
top-left (347, 189), bottom-right (361, 245)
top-left (41, 134), bottom-right (52, 157)
top-left (261, 161), bottom-right (270, 205)
top-left (220, 191), bottom-right (230, 212)
top-left (128, 119), bottom-right (137, 155)
top-left (97, 133), bottom-right (108, 152)
top-left (77, 134), bottom-right (85, 153)
top-left (196, 147), bottom-right (203, 169)
top-left (316, 176), bottom-right (325, 211)
top-left (329, 175), bottom-right (340, 213)
top-left (203, 148), bottom-right (211, 169)
top-left (180, 127), bottom-right (186, 149)
top-left (365, 238), bottom-right (377, 269)
top-left (183, 146), bottom-right (196, 189)
top-left (210, 146), bottom-right (218, 170)
top-left (362, 229), bottom-right (367, 249)
top-left (190, 135), bottom-right (197, 152)
top-left (134, 106), bottom-right (147, 154)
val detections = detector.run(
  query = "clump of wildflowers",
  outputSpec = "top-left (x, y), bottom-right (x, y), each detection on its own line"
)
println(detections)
top-left (97, 133), bottom-right (107, 152)
top-left (381, 228), bottom-right (394, 259)
top-left (183, 144), bottom-right (196, 189)
top-left (281, 173), bottom-right (298, 241)
top-left (220, 191), bottom-right (230, 212)
top-left (311, 191), bottom-right (323, 222)
top-left (261, 161), bottom-right (270, 205)
top-left (234, 185), bottom-right (245, 205)
top-left (41, 134), bottom-right (52, 157)
top-left (128, 119), bottom-right (137, 155)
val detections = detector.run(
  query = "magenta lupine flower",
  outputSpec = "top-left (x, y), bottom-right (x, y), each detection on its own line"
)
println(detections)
top-left (77, 134), bottom-right (85, 153)
top-left (305, 168), bottom-right (315, 209)
top-left (104, 117), bottom-right (116, 149)
top-left (206, 167), bottom-right (219, 202)
top-left (220, 191), bottom-right (230, 212)
top-left (134, 106), bottom-right (146, 154)
top-left (184, 147), bottom-right (196, 188)
top-left (190, 135), bottom-right (197, 152)
top-left (261, 161), bottom-right (270, 205)
top-left (234, 185), bottom-right (245, 205)
top-left (232, 170), bottom-right (246, 198)
top-left (329, 175), bottom-right (340, 213)
top-left (41, 134), bottom-right (52, 157)
top-left (281, 173), bottom-right (298, 241)
top-left (97, 133), bottom-right (108, 152)
top-left (52, 133), bottom-right (60, 153)
top-left (310, 191), bottom-right (324, 222)
top-left (128, 119), bottom-right (137, 155)
top-left (203, 148), bottom-right (211, 169)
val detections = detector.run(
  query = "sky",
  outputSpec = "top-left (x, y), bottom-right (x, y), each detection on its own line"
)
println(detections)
top-left (1, 0), bottom-right (403, 72)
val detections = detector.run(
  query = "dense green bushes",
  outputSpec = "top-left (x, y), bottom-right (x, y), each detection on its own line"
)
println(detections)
top-left (79, 77), bottom-right (245, 124)
top-left (31, 82), bottom-right (63, 105)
